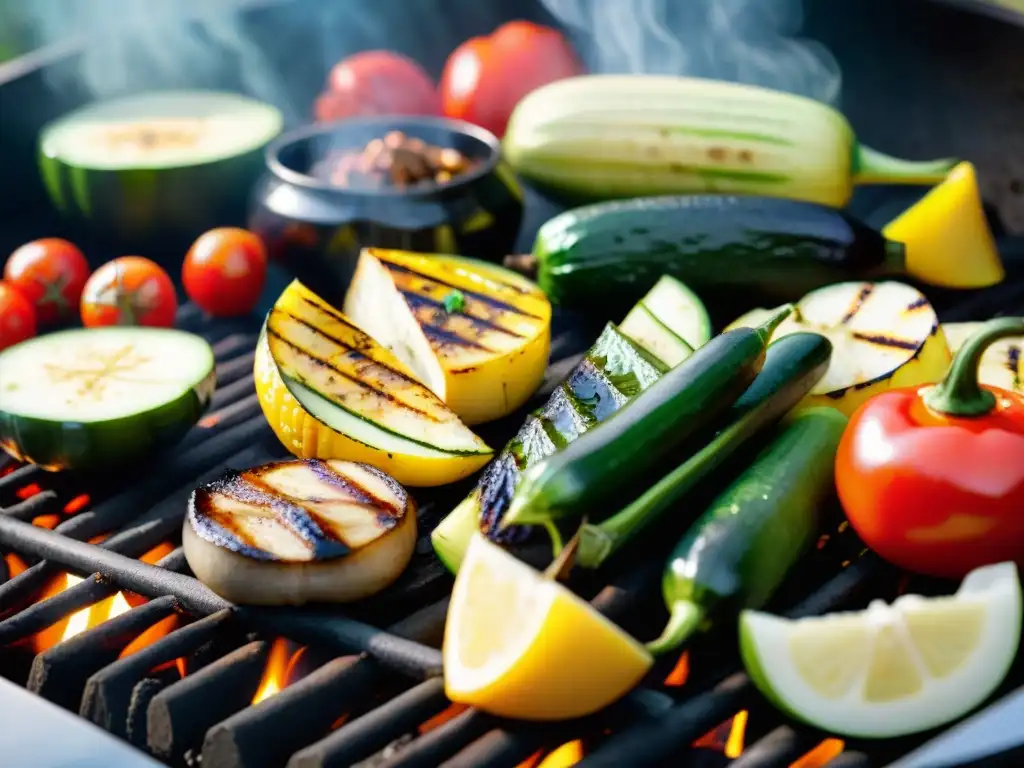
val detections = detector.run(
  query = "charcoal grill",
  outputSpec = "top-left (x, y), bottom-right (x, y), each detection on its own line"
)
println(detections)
top-left (3, 0), bottom-right (1024, 766)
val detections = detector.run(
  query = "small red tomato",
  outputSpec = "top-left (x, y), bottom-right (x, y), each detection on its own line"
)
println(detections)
top-left (0, 282), bottom-right (37, 350)
top-left (316, 50), bottom-right (440, 121)
top-left (81, 256), bottom-right (178, 328)
top-left (440, 21), bottom-right (582, 137)
top-left (182, 228), bottom-right (268, 317)
top-left (3, 238), bottom-right (91, 325)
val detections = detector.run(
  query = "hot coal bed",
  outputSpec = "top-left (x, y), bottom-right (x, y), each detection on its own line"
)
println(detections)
top-left (3, 0), bottom-right (1024, 767)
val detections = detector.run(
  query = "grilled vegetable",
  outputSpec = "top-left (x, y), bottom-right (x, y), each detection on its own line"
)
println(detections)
top-left (648, 407), bottom-right (847, 654)
top-left (503, 307), bottom-right (792, 530)
top-left (344, 249), bottom-right (552, 425)
top-left (503, 75), bottom-right (956, 208)
top-left (618, 275), bottom-right (711, 367)
top-left (741, 562), bottom-right (1021, 739)
top-left (39, 91), bottom-right (283, 251)
top-left (727, 281), bottom-right (951, 416)
top-left (254, 279), bottom-right (492, 488)
top-left (0, 327), bottom-right (215, 470)
top-left (836, 319), bottom-right (1024, 579)
top-left (944, 321), bottom-right (1023, 393)
top-left (577, 332), bottom-right (832, 568)
top-left (430, 276), bottom-right (711, 572)
top-left (182, 459), bottom-right (417, 605)
top-left (882, 162), bottom-right (1004, 289)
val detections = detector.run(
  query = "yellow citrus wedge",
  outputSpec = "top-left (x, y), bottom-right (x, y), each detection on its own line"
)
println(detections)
top-left (443, 534), bottom-right (653, 720)
top-left (740, 562), bottom-right (1022, 739)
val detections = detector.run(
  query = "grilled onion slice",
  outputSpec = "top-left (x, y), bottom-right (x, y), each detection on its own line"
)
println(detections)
top-left (182, 459), bottom-right (417, 605)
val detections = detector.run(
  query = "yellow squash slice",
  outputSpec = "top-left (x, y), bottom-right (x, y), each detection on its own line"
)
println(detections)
top-left (943, 321), bottom-right (1023, 393)
top-left (254, 280), bottom-right (492, 487)
top-left (726, 281), bottom-right (951, 416)
top-left (344, 249), bottom-right (552, 425)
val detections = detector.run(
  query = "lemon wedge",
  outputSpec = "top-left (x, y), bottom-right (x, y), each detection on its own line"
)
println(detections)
top-left (740, 562), bottom-right (1022, 738)
top-left (443, 534), bottom-right (653, 720)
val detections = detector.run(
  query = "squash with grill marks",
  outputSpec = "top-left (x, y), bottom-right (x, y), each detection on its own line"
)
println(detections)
top-left (182, 459), bottom-right (417, 605)
top-left (254, 279), bottom-right (492, 488)
top-left (344, 249), bottom-right (552, 425)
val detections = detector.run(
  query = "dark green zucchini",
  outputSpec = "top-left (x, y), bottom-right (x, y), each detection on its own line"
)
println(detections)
top-left (528, 195), bottom-right (905, 314)
top-left (646, 405), bottom-right (848, 655)
top-left (576, 331), bottom-right (833, 568)
top-left (502, 306), bottom-right (792, 530)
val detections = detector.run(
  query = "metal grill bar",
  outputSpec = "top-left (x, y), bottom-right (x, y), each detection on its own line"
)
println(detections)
top-left (0, 515), bottom-right (445, 677)
top-left (2, 491), bottom-right (59, 522)
top-left (826, 752), bottom-right (872, 767)
top-left (147, 639), bottom-right (270, 764)
top-left (27, 596), bottom-right (178, 712)
top-left (80, 609), bottom-right (235, 738)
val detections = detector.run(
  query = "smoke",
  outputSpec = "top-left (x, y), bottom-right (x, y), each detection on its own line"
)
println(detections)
top-left (539, 0), bottom-right (842, 104)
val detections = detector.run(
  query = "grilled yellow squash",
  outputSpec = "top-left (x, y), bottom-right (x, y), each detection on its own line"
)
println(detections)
top-left (344, 249), bottom-right (552, 424)
top-left (254, 280), bottom-right (492, 487)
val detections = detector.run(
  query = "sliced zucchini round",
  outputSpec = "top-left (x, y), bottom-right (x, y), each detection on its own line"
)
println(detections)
top-left (182, 459), bottom-right (418, 605)
top-left (0, 327), bottom-right (215, 470)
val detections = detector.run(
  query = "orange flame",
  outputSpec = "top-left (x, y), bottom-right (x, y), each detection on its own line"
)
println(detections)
top-left (252, 638), bottom-right (294, 705)
top-left (663, 651), bottom-right (690, 687)
top-left (792, 739), bottom-right (845, 768)
top-left (4, 553), bottom-right (29, 578)
top-left (16, 483), bottom-right (42, 500)
top-left (64, 494), bottom-right (91, 515)
top-left (536, 741), bottom-right (585, 768)
top-left (419, 703), bottom-right (469, 734)
top-left (694, 710), bottom-right (747, 758)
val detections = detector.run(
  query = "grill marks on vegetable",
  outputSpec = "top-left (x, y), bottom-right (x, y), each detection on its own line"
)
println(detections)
top-left (189, 459), bottom-right (407, 562)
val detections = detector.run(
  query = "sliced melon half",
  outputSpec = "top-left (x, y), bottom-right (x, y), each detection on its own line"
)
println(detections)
top-left (254, 280), bottom-right (492, 488)
top-left (344, 249), bottom-right (552, 425)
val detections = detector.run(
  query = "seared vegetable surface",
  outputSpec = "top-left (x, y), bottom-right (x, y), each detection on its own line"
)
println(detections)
top-left (344, 249), bottom-right (552, 425)
top-left (504, 75), bottom-right (956, 207)
top-left (648, 406), bottom-right (848, 654)
top-left (183, 459), bottom-right (417, 605)
top-left (0, 326), bottom-right (215, 470)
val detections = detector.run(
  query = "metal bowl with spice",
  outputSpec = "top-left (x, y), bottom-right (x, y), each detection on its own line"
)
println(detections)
top-left (248, 116), bottom-right (524, 307)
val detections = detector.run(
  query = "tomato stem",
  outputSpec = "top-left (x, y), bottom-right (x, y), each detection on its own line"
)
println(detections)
top-left (924, 317), bottom-right (1024, 416)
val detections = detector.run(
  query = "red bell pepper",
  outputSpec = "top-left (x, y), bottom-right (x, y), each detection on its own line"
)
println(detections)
top-left (836, 317), bottom-right (1024, 579)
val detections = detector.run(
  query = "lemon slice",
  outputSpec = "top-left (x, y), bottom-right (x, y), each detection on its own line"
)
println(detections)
top-left (943, 321), bottom-right (1023, 393)
top-left (443, 533), bottom-right (653, 720)
top-left (740, 562), bottom-right (1022, 738)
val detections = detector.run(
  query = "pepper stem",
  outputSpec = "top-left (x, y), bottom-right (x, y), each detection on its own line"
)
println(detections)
top-left (923, 317), bottom-right (1024, 417)
top-left (852, 144), bottom-right (958, 187)
top-left (753, 303), bottom-right (794, 345)
top-left (645, 601), bottom-right (705, 656)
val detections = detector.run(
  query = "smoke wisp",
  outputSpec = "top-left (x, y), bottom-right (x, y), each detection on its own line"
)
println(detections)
top-left (539, 0), bottom-right (842, 104)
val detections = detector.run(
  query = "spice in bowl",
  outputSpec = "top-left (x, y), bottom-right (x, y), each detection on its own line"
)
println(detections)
top-left (312, 130), bottom-right (480, 190)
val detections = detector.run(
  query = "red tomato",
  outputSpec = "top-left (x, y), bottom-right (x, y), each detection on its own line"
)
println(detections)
top-left (3, 238), bottom-right (91, 325)
top-left (315, 50), bottom-right (440, 121)
top-left (0, 282), bottom-right (36, 350)
top-left (80, 256), bottom-right (178, 328)
top-left (182, 228), bottom-right (268, 317)
top-left (440, 20), bottom-right (582, 137)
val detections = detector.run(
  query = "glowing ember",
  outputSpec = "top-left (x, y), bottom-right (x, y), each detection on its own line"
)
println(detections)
top-left (140, 541), bottom-right (175, 565)
top-left (63, 494), bottom-right (91, 514)
top-left (694, 710), bottom-right (748, 758)
top-left (4, 553), bottom-right (29, 578)
top-left (16, 483), bottom-right (43, 500)
top-left (252, 638), bottom-right (294, 705)
top-left (663, 650), bottom-right (690, 687)
top-left (792, 738), bottom-right (845, 768)
top-left (31, 514), bottom-right (61, 530)
top-left (536, 740), bottom-right (585, 768)
top-left (419, 702), bottom-right (468, 734)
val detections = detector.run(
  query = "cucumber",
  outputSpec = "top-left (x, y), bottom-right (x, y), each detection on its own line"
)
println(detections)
top-left (577, 332), bottom-right (833, 568)
top-left (503, 307), bottom-right (791, 529)
top-left (647, 406), bottom-right (849, 654)
top-left (529, 195), bottom-right (905, 315)
top-left (0, 327), bottom-right (216, 470)
top-left (503, 74), bottom-right (955, 207)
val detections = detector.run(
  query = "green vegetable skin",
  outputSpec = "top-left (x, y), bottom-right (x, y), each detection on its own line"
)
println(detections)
top-left (503, 74), bottom-right (955, 207)
top-left (647, 406), bottom-right (848, 655)
top-left (503, 306), bottom-right (793, 528)
top-left (528, 195), bottom-right (907, 315)
top-left (576, 331), bottom-right (833, 568)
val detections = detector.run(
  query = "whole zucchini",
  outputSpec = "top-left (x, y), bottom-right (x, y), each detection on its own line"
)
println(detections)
top-left (504, 74), bottom-right (956, 207)
top-left (502, 307), bottom-right (792, 529)
top-left (646, 406), bottom-right (848, 655)
top-left (527, 195), bottom-right (907, 313)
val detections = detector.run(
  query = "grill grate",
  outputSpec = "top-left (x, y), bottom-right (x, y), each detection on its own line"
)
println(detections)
top-left (4, 247), bottom-right (1024, 767)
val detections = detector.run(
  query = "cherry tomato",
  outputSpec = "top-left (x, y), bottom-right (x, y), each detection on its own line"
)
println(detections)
top-left (440, 21), bottom-right (582, 138)
top-left (80, 256), bottom-right (178, 328)
top-left (3, 238), bottom-right (91, 325)
top-left (0, 282), bottom-right (36, 351)
top-left (315, 50), bottom-right (440, 122)
top-left (182, 228), bottom-right (268, 317)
